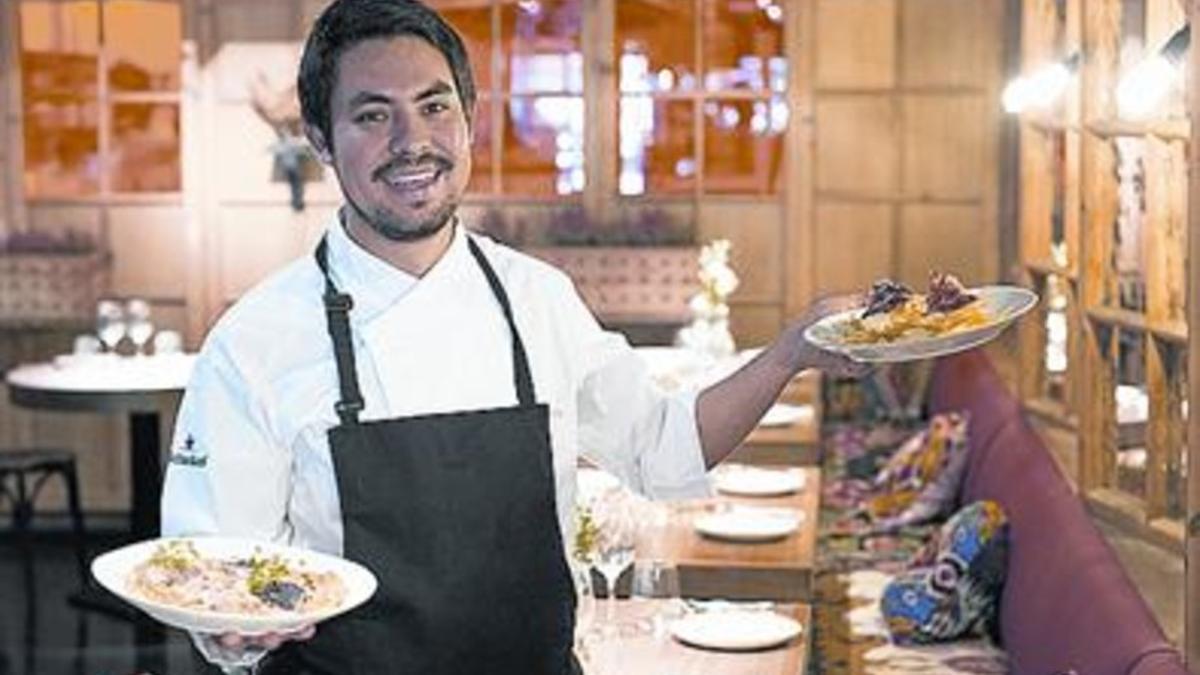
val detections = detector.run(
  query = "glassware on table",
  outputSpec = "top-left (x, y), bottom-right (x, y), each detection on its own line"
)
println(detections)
top-left (153, 329), bottom-right (183, 355)
top-left (73, 334), bottom-right (101, 355)
top-left (571, 561), bottom-right (597, 666)
top-left (630, 559), bottom-right (684, 638)
top-left (590, 489), bottom-right (638, 635)
top-left (125, 298), bottom-right (155, 356)
top-left (96, 300), bottom-right (126, 353)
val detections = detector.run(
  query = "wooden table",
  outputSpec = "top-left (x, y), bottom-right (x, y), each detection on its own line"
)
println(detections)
top-left (6, 353), bottom-right (194, 539)
top-left (582, 599), bottom-right (811, 674)
top-left (638, 467), bottom-right (821, 601)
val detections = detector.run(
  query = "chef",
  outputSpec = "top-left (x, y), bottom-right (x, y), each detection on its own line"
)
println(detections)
top-left (161, 0), bottom-right (865, 672)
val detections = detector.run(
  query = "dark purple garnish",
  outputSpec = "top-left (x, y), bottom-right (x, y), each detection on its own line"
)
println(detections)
top-left (862, 279), bottom-right (915, 318)
top-left (925, 272), bottom-right (977, 314)
top-left (255, 580), bottom-right (307, 610)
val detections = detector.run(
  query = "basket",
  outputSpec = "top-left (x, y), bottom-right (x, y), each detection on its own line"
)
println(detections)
top-left (0, 251), bottom-right (112, 328)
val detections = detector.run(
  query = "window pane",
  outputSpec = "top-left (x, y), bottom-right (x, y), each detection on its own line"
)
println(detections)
top-left (1043, 274), bottom-right (1070, 402)
top-left (618, 97), bottom-right (695, 196)
top-left (110, 102), bottom-right (180, 192)
top-left (20, 1), bottom-right (102, 197)
top-left (103, 0), bottom-right (181, 92)
top-left (615, 0), bottom-right (696, 94)
top-left (702, 97), bottom-right (784, 194)
top-left (469, 97), bottom-right (494, 194)
top-left (1113, 329), bottom-right (1147, 499)
top-left (433, 0), bottom-right (494, 93)
top-left (500, 95), bottom-right (584, 197)
top-left (1167, 366), bottom-right (1187, 520)
top-left (703, 0), bottom-right (785, 92)
top-left (1113, 137), bottom-right (1146, 311)
top-left (502, 0), bottom-right (583, 94)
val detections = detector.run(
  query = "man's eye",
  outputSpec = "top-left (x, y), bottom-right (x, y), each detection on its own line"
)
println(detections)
top-left (423, 101), bottom-right (449, 115)
top-left (354, 110), bottom-right (387, 124)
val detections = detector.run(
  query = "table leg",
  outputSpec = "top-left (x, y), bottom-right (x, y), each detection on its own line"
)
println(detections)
top-left (129, 411), bottom-right (163, 539)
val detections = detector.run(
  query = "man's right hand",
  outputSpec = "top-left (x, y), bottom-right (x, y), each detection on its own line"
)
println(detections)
top-left (191, 625), bottom-right (315, 668)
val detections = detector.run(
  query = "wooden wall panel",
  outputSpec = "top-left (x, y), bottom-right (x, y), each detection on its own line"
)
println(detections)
top-left (814, 203), bottom-right (894, 294)
top-left (901, 0), bottom-right (1002, 88)
top-left (697, 202), bottom-right (782, 304)
top-left (902, 95), bottom-right (988, 200)
top-left (729, 305), bottom-right (784, 350)
top-left (815, 97), bottom-right (899, 196)
top-left (815, 0), bottom-right (897, 90)
top-left (898, 204), bottom-right (986, 287)
top-left (109, 206), bottom-right (189, 299)
top-left (216, 205), bottom-right (332, 303)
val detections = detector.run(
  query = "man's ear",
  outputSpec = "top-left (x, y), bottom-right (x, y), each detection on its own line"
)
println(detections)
top-left (305, 123), bottom-right (334, 165)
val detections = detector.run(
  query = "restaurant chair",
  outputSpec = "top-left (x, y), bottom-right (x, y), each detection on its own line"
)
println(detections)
top-left (0, 448), bottom-right (88, 588)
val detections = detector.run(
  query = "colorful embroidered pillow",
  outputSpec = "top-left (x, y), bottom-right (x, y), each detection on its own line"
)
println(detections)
top-left (866, 412), bottom-right (970, 531)
top-left (880, 500), bottom-right (1009, 645)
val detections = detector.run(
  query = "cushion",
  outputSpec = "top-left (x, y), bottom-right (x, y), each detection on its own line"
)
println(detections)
top-left (880, 500), bottom-right (1009, 645)
top-left (867, 412), bottom-right (970, 531)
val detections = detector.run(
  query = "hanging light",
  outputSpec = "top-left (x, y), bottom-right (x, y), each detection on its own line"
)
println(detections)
top-left (1002, 53), bottom-right (1081, 114)
top-left (1116, 24), bottom-right (1190, 120)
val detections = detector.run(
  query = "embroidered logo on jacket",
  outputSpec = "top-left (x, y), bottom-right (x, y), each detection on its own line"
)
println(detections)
top-left (169, 434), bottom-right (208, 468)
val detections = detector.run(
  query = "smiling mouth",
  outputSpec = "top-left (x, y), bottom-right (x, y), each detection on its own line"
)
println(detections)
top-left (382, 168), bottom-right (443, 193)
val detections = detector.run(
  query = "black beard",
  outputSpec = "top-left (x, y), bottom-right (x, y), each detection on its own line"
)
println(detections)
top-left (346, 195), bottom-right (458, 243)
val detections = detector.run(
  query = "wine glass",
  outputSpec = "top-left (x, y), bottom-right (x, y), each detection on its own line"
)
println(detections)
top-left (630, 559), bottom-right (683, 638)
top-left (571, 562), bottom-right (597, 667)
top-left (591, 489), bottom-right (637, 635)
top-left (95, 300), bottom-right (126, 354)
top-left (125, 298), bottom-right (154, 356)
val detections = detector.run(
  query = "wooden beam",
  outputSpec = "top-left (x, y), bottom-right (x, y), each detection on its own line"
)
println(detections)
top-left (1186, 0), bottom-right (1200, 666)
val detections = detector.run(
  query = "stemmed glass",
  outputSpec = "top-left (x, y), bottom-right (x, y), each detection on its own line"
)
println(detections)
top-left (125, 298), bottom-right (154, 356)
top-left (590, 489), bottom-right (638, 635)
top-left (630, 559), bottom-right (684, 639)
top-left (95, 300), bottom-right (126, 354)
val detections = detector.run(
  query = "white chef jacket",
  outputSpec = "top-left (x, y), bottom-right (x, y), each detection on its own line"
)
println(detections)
top-left (161, 217), bottom-right (711, 557)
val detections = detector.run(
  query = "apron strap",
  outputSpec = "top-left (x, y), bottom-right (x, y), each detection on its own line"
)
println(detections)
top-left (315, 238), bottom-right (365, 426)
top-left (467, 237), bottom-right (536, 407)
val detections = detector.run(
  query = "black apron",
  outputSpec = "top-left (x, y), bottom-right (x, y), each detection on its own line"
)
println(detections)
top-left (262, 234), bottom-right (578, 675)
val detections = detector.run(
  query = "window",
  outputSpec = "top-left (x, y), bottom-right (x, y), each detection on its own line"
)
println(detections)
top-left (615, 0), bottom-right (786, 196)
top-left (434, 0), bottom-right (585, 198)
top-left (19, 0), bottom-right (182, 199)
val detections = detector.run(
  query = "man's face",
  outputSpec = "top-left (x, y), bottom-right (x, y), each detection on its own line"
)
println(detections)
top-left (315, 36), bottom-right (472, 242)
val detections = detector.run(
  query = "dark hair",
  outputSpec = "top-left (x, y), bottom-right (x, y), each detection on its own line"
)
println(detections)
top-left (298, 0), bottom-right (476, 146)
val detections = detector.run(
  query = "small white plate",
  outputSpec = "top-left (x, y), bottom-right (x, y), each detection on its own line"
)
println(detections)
top-left (712, 465), bottom-right (806, 497)
top-left (693, 507), bottom-right (803, 542)
top-left (671, 609), bottom-right (803, 651)
top-left (803, 286), bottom-right (1038, 363)
top-left (92, 536), bottom-right (378, 636)
top-left (758, 403), bottom-right (813, 428)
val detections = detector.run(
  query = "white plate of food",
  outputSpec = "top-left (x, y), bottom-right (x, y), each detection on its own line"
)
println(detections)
top-left (758, 403), bottom-right (814, 428)
top-left (91, 536), bottom-right (378, 636)
top-left (804, 273), bottom-right (1038, 363)
top-left (693, 507), bottom-right (803, 542)
top-left (670, 608), bottom-right (803, 651)
top-left (712, 464), bottom-right (806, 497)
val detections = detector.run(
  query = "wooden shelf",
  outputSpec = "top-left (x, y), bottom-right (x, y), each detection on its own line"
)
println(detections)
top-left (1024, 396), bottom-right (1079, 430)
top-left (1148, 319), bottom-right (1188, 345)
top-left (1024, 258), bottom-right (1078, 281)
top-left (1086, 305), bottom-right (1147, 332)
top-left (1085, 117), bottom-right (1190, 141)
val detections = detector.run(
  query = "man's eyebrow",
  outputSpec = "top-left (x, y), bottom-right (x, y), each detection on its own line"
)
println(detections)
top-left (414, 80), bottom-right (454, 102)
top-left (347, 91), bottom-right (393, 109)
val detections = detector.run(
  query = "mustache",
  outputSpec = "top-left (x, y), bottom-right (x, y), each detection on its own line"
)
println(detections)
top-left (372, 154), bottom-right (453, 181)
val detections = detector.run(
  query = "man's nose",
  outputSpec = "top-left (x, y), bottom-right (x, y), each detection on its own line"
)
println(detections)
top-left (387, 113), bottom-right (433, 158)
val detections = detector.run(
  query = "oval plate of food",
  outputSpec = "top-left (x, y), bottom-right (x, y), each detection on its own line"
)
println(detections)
top-left (804, 274), bottom-right (1038, 364)
top-left (92, 536), bottom-right (378, 635)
